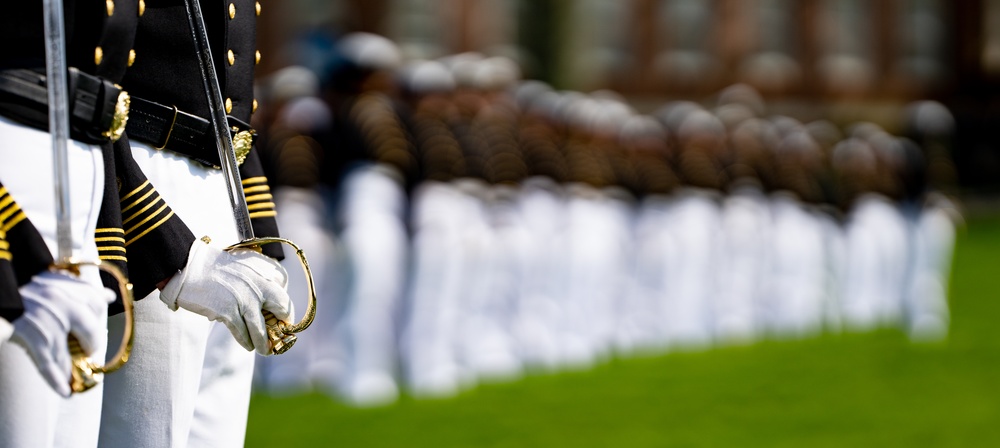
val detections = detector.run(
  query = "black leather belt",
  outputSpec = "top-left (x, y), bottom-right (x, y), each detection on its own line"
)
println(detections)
top-left (0, 68), bottom-right (129, 144)
top-left (126, 97), bottom-right (256, 168)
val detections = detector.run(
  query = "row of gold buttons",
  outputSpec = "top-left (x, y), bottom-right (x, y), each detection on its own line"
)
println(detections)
top-left (99, 1), bottom-right (260, 115)
top-left (224, 1), bottom-right (262, 114)
top-left (97, 0), bottom-right (145, 67)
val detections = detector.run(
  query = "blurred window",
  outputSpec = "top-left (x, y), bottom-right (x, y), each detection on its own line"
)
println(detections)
top-left (654, 0), bottom-right (720, 92)
top-left (815, 0), bottom-right (876, 94)
top-left (894, 0), bottom-right (949, 85)
top-left (738, 0), bottom-right (802, 93)
top-left (983, 0), bottom-right (1000, 75)
top-left (562, 0), bottom-right (632, 90)
top-left (387, 0), bottom-right (447, 59)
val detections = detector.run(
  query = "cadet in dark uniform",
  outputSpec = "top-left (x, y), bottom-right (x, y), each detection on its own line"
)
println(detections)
top-left (0, 1), bottom-right (134, 446)
top-left (98, 2), bottom-right (292, 447)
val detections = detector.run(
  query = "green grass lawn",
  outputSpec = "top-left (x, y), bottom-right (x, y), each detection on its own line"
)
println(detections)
top-left (247, 214), bottom-right (1000, 447)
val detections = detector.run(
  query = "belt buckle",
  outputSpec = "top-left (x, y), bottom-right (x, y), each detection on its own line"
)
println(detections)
top-left (102, 90), bottom-right (131, 142)
top-left (231, 127), bottom-right (255, 166)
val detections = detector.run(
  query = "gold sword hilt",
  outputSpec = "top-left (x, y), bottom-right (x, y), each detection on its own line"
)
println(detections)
top-left (55, 259), bottom-right (135, 393)
top-left (226, 237), bottom-right (317, 355)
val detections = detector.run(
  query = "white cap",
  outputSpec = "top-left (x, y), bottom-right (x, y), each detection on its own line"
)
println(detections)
top-left (401, 60), bottom-right (455, 94)
top-left (906, 100), bottom-right (955, 137)
top-left (678, 109), bottom-right (725, 143)
top-left (717, 83), bottom-right (765, 115)
top-left (268, 66), bottom-right (319, 102)
top-left (277, 96), bottom-right (332, 133)
top-left (338, 32), bottom-right (402, 72)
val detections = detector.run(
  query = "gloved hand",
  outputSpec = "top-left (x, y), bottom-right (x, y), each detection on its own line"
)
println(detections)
top-left (0, 317), bottom-right (12, 345)
top-left (160, 238), bottom-right (294, 355)
top-left (11, 271), bottom-right (115, 397)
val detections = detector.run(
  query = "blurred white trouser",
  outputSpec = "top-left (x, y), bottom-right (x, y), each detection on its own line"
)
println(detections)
top-left (255, 186), bottom-right (339, 394)
top-left (0, 117), bottom-right (107, 448)
top-left (842, 194), bottom-right (908, 330)
top-left (717, 186), bottom-right (770, 343)
top-left (664, 188), bottom-right (721, 348)
top-left (98, 141), bottom-right (253, 448)
top-left (629, 195), bottom-right (677, 350)
top-left (402, 181), bottom-right (466, 397)
top-left (337, 163), bottom-right (408, 405)
top-left (514, 178), bottom-right (567, 368)
top-left (905, 198), bottom-right (956, 340)
top-left (767, 194), bottom-right (827, 337)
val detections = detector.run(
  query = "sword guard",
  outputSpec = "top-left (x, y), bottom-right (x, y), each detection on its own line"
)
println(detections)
top-left (226, 237), bottom-right (317, 356)
top-left (68, 335), bottom-right (101, 392)
top-left (53, 259), bottom-right (136, 394)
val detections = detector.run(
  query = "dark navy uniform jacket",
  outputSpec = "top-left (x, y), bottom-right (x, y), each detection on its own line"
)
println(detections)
top-left (1, 1), bottom-right (282, 315)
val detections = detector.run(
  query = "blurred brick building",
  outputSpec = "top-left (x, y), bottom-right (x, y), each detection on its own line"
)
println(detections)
top-left (258, 0), bottom-right (1000, 191)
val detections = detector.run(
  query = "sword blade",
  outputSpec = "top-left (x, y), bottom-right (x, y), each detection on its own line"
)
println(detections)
top-left (182, 0), bottom-right (255, 242)
top-left (42, 0), bottom-right (72, 262)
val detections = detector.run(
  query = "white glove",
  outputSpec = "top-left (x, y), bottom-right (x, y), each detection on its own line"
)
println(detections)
top-left (0, 317), bottom-right (12, 345)
top-left (11, 271), bottom-right (115, 397)
top-left (160, 239), bottom-right (294, 355)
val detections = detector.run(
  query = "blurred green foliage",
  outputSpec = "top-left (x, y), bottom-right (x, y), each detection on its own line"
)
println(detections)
top-left (247, 214), bottom-right (1000, 448)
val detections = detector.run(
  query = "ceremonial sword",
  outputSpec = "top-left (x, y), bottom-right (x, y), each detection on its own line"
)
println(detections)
top-left (181, 0), bottom-right (316, 355)
top-left (42, 0), bottom-right (135, 393)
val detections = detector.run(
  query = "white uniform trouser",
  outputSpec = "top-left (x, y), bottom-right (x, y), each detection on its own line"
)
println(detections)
top-left (254, 187), bottom-right (339, 394)
top-left (402, 181), bottom-right (465, 397)
top-left (0, 318), bottom-right (11, 346)
top-left (630, 195), bottom-right (677, 350)
top-left (717, 187), bottom-right (770, 343)
top-left (336, 164), bottom-right (407, 405)
top-left (462, 186), bottom-right (522, 380)
top-left (0, 117), bottom-right (106, 448)
top-left (905, 200), bottom-right (955, 340)
top-left (514, 179), bottom-right (566, 369)
top-left (841, 195), bottom-right (908, 330)
top-left (98, 142), bottom-right (253, 448)
top-left (453, 184), bottom-right (511, 381)
top-left (767, 195), bottom-right (826, 337)
top-left (664, 189), bottom-right (721, 349)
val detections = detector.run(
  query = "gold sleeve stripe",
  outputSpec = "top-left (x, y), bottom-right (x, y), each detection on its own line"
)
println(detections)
top-left (242, 176), bottom-right (267, 185)
top-left (0, 186), bottom-right (7, 197)
top-left (247, 202), bottom-right (275, 211)
top-left (98, 246), bottom-right (127, 253)
top-left (0, 251), bottom-right (11, 261)
top-left (122, 196), bottom-right (164, 226)
top-left (1, 211), bottom-right (26, 233)
top-left (242, 185), bottom-right (270, 194)
top-left (96, 228), bottom-right (124, 234)
top-left (95, 236), bottom-right (126, 243)
top-left (245, 193), bottom-right (273, 203)
top-left (0, 201), bottom-right (20, 223)
top-left (99, 255), bottom-right (128, 262)
top-left (119, 180), bottom-right (151, 203)
top-left (0, 194), bottom-right (13, 212)
top-left (125, 210), bottom-right (175, 246)
top-left (0, 240), bottom-right (8, 250)
top-left (121, 188), bottom-right (157, 214)
top-left (249, 210), bottom-right (277, 219)
top-left (124, 203), bottom-right (170, 236)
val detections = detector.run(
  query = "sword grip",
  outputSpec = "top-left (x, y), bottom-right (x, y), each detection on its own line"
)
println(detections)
top-left (56, 260), bottom-right (135, 394)
top-left (263, 310), bottom-right (296, 355)
top-left (227, 237), bottom-right (317, 355)
top-left (68, 335), bottom-right (100, 393)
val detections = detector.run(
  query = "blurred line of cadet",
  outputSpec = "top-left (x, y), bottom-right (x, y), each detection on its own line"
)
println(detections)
top-left (251, 33), bottom-right (960, 406)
